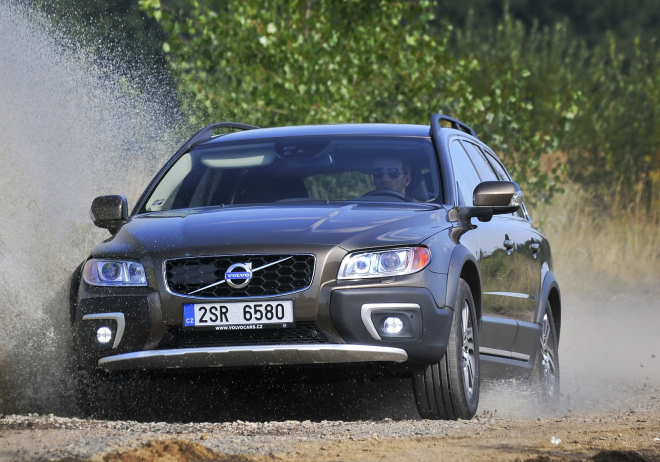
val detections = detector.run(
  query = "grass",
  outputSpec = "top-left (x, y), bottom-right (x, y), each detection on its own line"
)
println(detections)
top-left (530, 183), bottom-right (660, 291)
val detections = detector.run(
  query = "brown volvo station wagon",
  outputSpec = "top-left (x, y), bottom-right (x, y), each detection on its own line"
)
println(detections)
top-left (71, 114), bottom-right (561, 420)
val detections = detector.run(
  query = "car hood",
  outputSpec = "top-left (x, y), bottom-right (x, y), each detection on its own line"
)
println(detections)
top-left (90, 202), bottom-right (451, 259)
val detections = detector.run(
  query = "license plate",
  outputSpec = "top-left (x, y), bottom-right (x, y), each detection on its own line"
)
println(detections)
top-left (183, 300), bottom-right (294, 328)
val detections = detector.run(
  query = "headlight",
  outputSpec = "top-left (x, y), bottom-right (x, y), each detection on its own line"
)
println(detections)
top-left (337, 247), bottom-right (431, 280)
top-left (82, 259), bottom-right (147, 286)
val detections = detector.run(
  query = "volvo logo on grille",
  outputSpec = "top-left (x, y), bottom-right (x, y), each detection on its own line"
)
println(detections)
top-left (225, 262), bottom-right (252, 289)
top-left (186, 256), bottom-right (294, 295)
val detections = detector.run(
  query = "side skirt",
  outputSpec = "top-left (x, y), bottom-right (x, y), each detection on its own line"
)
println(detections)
top-left (480, 352), bottom-right (532, 380)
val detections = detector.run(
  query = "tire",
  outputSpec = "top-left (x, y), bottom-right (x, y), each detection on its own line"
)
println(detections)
top-left (74, 367), bottom-right (104, 417)
top-left (531, 301), bottom-right (560, 405)
top-left (72, 343), bottom-right (115, 418)
top-left (75, 367), bottom-right (138, 419)
top-left (412, 278), bottom-right (480, 420)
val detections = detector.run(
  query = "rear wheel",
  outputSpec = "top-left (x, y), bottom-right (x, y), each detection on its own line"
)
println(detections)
top-left (412, 279), bottom-right (480, 420)
top-left (532, 301), bottom-right (560, 404)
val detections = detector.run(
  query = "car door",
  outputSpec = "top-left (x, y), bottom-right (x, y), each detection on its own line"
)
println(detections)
top-left (512, 219), bottom-right (542, 323)
top-left (481, 147), bottom-right (543, 360)
top-left (449, 139), bottom-right (519, 356)
top-left (480, 148), bottom-right (540, 321)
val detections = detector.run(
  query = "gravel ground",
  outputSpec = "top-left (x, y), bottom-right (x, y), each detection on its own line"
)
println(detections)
top-left (1, 287), bottom-right (659, 461)
top-left (2, 399), bottom-right (660, 461)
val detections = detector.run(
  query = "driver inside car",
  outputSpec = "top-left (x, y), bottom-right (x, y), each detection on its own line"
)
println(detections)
top-left (372, 156), bottom-right (411, 194)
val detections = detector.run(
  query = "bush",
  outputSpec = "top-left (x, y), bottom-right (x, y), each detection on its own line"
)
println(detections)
top-left (141, 0), bottom-right (660, 210)
top-left (140, 0), bottom-right (577, 203)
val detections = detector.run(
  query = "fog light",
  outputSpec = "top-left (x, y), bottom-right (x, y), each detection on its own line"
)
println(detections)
top-left (96, 327), bottom-right (112, 344)
top-left (383, 317), bottom-right (404, 335)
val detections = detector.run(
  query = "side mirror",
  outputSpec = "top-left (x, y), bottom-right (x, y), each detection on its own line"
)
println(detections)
top-left (450, 181), bottom-right (523, 225)
top-left (473, 181), bottom-right (523, 213)
top-left (91, 195), bottom-right (128, 234)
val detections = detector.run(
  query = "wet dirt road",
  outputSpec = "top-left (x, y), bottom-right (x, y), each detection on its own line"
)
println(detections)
top-left (1, 287), bottom-right (659, 461)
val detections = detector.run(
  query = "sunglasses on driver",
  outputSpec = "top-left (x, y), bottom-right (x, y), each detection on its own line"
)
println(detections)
top-left (372, 168), bottom-right (407, 179)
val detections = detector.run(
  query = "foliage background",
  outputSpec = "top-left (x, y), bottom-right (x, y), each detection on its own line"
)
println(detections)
top-left (38, 0), bottom-right (660, 212)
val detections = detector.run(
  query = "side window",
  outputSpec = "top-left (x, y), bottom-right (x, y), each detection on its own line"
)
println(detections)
top-left (461, 141), bottom-right (498, 182)
top-left (482, 149), bottom-right (528, 220)
top-left (449, 140), bottom-right (482, 206)
top-left (483, 150), bottom-right (509, 181)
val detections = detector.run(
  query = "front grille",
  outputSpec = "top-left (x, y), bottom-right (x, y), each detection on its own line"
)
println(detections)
top-left (157, 322), bottom-right (331, 349)
top-left (165, 254), bottom-right (315, 298)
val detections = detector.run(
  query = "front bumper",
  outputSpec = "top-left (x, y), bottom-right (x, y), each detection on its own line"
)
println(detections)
top-left (97, 344), bottom-right (408, 371)
top-left (74, 266), bottom-right (452, 371)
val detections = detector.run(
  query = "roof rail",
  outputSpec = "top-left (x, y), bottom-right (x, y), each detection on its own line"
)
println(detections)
top-left (181, 122), bottom-right (261, 153)
top-left (433, 114), bottom-right (477, 138)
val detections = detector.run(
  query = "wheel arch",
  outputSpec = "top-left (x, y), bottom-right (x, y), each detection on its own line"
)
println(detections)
top-left (69, 262), bottom-right (84, 325)
top-left (539, 271), bottom-right (561, 343)
top-left (446, 244), bottom-right (482, 322)
top-left (548, 285), bottom-right (561, 343)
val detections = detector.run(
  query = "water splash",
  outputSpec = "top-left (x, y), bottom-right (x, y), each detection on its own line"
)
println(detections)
top-left (0, 1), bottom-right (183, 414)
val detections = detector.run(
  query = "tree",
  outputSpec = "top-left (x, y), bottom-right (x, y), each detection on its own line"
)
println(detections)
top-left (141, 0), bottom-right (573, 202)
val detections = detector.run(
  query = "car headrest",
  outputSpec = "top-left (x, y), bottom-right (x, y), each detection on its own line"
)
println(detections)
top-left (232, 173), bottom-right (309, 204)
top-left (407, 169), bottom-right (430, 202)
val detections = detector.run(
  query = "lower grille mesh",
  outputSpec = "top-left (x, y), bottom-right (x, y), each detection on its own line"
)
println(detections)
top-left (157, 322), bottom-right (331, 349)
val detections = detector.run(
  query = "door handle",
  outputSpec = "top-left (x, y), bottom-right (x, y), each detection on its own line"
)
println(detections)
top-left (529, 243), bottom-right (540, 253)
top-left (503, 239), bottom-right (515, 250)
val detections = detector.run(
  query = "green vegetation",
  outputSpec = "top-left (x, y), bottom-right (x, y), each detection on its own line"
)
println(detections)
top-left (138, 0), bottom-right (660, 212)
top-left (38, 0), bottom-right (660, 213)
top-left (137, 0), bottom-right (566, 204)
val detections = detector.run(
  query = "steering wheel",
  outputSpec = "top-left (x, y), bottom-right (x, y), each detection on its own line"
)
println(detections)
top-left (361, 189), bottom-right (412, 202)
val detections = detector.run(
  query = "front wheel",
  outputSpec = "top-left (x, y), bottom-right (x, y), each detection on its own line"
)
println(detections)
top-left (74, 368), bottom-right (105, 417)
top-left (412, 279), bottom-right (480, 420)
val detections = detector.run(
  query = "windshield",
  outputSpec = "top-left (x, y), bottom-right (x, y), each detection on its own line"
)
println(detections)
top-left (144, 135), bottom-right (442, 212)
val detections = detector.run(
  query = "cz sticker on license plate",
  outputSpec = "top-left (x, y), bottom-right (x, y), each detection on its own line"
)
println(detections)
top-left (183, 300), bottom-right (294, 329)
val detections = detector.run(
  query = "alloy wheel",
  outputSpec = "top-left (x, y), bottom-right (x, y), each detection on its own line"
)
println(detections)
top-left (461, 300), bottom-right (476, 400)
top-left (540, 312), bottom-right (557, 395)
